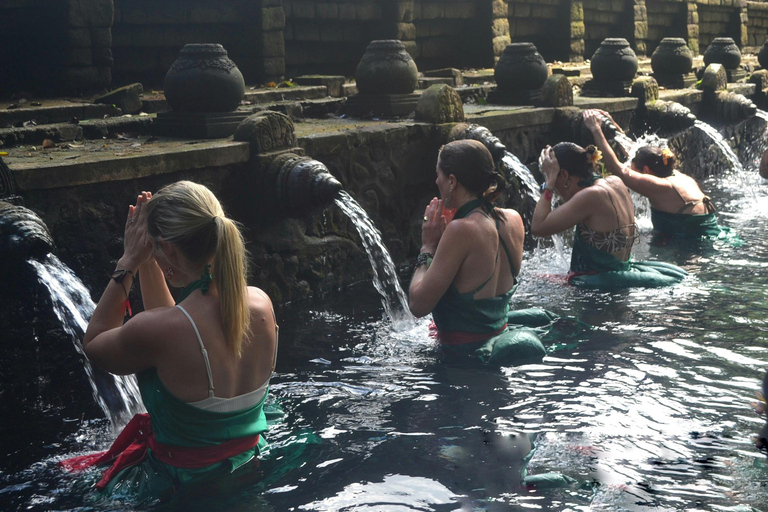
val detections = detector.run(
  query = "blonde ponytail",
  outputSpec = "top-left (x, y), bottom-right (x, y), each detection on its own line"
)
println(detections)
top-left (213, 216), bottom-right (250, 357)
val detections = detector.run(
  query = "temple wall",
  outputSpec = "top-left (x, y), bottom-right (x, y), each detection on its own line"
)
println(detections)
top-left (747, 1), bottom-right (768, 48)
top-left (0, 0), bottom-right (112, 96)
top-left (5, 1), bottom-right (768, 101)
top-left (111, 0), bottom-right (279, 89)
top-left (698, 0), bottom-right (745, 50)
top-left (582, 0), bottom-right (634, 56)
top-left (646, 0), bottom-right (689, 55)
top-left (283, 0), bottom-right (386, 77)
top-left (508, 0), bottom-right (570, 62)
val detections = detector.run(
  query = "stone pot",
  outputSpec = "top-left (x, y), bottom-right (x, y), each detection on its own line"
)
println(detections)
top-left (651, 38), bottom-right (693, 75)
top-left (494, 43), bottom-right (549, 91)
top-left (355, 40), bottom-right (418, 95)
top-left (758, 39), bottom-right (768, 70)
top-left (590, 38), bottom-right (638, 82)
top-left (164, 43), bottom-right (245, 112)
top-left (703, 37), bottom-right (741, 70)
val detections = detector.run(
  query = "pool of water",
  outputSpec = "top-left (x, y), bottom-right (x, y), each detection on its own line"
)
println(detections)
top-left (2, 151), bottom-right (768, 512)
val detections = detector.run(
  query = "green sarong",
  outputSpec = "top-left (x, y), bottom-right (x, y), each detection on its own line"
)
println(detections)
top-left (568, 226), bottom-right (687, 289)
top-left (651, 208), bottom-right (741, 246)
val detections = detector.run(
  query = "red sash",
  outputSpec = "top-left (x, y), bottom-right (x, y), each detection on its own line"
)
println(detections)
top-left (59, 413), bottom-right (260, 490)
top-left (429, 320), bottom-right (507, 346)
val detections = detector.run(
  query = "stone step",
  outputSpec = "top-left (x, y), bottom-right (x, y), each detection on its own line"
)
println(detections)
top-left (141, 85), bottom-right (330, 113)
top-left (0, 115), bottom-right (154, 148)
top-left (0, 101), bottom-right (121, 129)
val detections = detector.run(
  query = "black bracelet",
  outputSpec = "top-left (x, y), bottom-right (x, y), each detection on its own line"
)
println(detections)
top-left (415, 252), bottom-right (433, 270)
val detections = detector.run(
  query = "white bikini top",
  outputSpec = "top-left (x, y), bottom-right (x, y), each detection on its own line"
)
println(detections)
top-left (175, 299), bottom-right (279, 413)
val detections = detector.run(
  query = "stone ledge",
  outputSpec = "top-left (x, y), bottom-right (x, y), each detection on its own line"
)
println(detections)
top-left (0, 103), bottom-right (120, 127)
top-left (7, 140), bottom-right (250, 191)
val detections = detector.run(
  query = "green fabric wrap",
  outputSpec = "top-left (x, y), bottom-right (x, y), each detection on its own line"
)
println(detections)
top-left (101, 368), bottom-right (270, 498)
top-left (432, 285), bottom-right (515, 335)
top-left (651, 208), bottom-right (741, 246)
top-left (569, 225), bottom-right (687, 289)
top-left (471, 327), bottom-right (547, 365)
top-left (442, 307), bottom-right (590, 366)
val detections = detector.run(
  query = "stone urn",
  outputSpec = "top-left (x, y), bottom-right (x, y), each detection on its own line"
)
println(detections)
top-left (494, 43), bottom-right (549, 91)
top-left (355, 40), bottom-right (418, 95)
top-left (703, 37), bottom-right (741, 70)
top-left (590, 38), bottom-right (638, 83)
top-left (758, 39), bottom-right (768, 70)
top-left (651, 38), bottom-right (693, 75)
top-left (164, 43), bottom-right (245, 112)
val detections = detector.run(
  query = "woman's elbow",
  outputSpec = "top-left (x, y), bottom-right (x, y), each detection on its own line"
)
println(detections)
top-left (530, 224), bottom-right (548, 238)
top-left (408, 297), bottom-right (431, 318)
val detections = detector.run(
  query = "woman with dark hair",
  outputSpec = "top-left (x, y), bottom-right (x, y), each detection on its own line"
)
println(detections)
top-left (409, 139), bottom-right (550, 364)
top-left (62, 181), bottom-right (278, 498)
top-left (531, 131), bottom-right (687, 289)
top-left (584, 109), bottom-right (733, 241)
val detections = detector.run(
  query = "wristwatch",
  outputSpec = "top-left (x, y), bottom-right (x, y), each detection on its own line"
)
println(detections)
top-left (110, 268), bottom-right (134, 284)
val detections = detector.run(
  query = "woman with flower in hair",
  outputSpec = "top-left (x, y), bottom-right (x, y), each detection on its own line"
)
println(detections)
top-left (61, 181), bottom-right (279, 499)
top-left (532, 133), bottom-right (687, 289)
top-left (584, 109), bottom-right (734, 242)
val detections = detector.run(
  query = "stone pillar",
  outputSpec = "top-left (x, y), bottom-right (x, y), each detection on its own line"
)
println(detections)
top-left (739, 2), bottom-right (749, 49)
top-left (260, 0), bottom-right (286, 82)
top-left (570, 0), bottom-right (586, 62)
top-left (686, 1), bottom-right (699, 56)
top-left (491, 0), bottom-right (511, 64)
top-left (633, 0), bottom-right (648, 57)
top-left (378, 1), bottom-right (417, 59)
top-left (64, 0), bottom-right (114, 93)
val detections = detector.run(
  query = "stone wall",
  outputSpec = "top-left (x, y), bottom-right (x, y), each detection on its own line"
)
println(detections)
top-left (0, 0), bottom-right (112, 96)
top-left (111, 0), bottom-right (283, 89)
top-left (582, 0), bottom-right (634, 57)
top-left (509, 0), bottom-right (570, 62)
top-left (747, 1), bottom-right (768, 48)
top-left (284, 0), bottom-right (386, 77)
top-left (646, 0), bottom-right (690, 55)
top-left (698, 0), bottom-right (744, 50)
top-left (413, 0), bottom-right (493, 70)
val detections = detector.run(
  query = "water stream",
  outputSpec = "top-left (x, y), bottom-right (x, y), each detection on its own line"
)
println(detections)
top-left (693, 119), bottom-right (745, 174)
top-left (28, 254), bottom-right (144, 430)
top-left (334, 190), bottom-right (414, 325)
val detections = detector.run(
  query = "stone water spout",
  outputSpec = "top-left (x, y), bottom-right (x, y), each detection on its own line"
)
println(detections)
top-left (0, 201), bottom-right (55, 284)
top-left (629, 76), bottom-right (697, 137)
top-left (234, 111), bottom-right (343, 220)
top-left (699, 64), bottom-right (757, 125)
top-left (269, 153), bottom-right (343, 218)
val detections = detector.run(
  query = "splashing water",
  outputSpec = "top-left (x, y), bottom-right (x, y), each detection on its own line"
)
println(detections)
top-left (335, 191), bottom-right (414, 326)
top-left (755, 109), bottom-right (768, 124)
top-left (693, 120), bottom-right (744, 174)
top-left (29, 254), bottom-right (144, 430)
top-left (501, 152), bottom-right (540, 202)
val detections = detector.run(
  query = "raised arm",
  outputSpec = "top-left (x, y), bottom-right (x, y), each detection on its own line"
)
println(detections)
top-left (583, 109), bottom-right (667, 198)
top-left (583, 109), bottom-right (625, 177)
top-left (531, 147), bottom-right (593, 237)
top-left (84, 193), bottom-right (154, 348)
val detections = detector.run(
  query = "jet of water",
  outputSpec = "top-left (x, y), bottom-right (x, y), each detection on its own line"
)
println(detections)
top-left (29, 255), bottom-right (144, 431)
top-left (335, 191), bottom-right (414, 326)
top-left (692, 120), bottom-right (744, 174)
